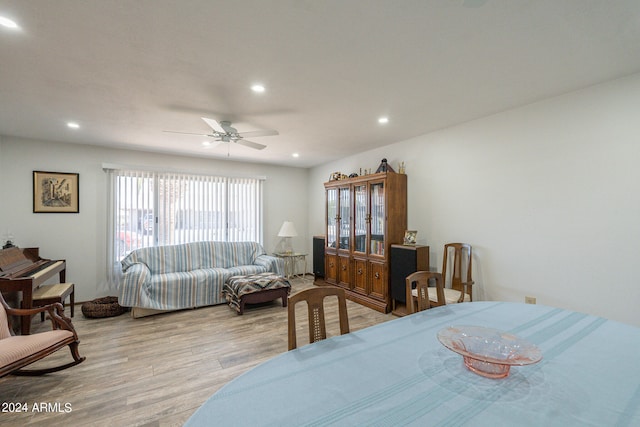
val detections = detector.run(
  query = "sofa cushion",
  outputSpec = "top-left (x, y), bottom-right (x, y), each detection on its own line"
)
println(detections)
top-left (225, 265), bottom-right (268, 277)
top-left (143, 268), bottom-right (228, 309)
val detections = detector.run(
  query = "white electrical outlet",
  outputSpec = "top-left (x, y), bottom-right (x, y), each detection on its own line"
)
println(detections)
top-left (525, 296), bottom-right (536, 304)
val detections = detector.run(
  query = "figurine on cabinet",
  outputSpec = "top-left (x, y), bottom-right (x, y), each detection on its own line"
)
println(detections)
top-left (398, 161), bottom-right (406, 174)
top-left (376, 158), bottom-right (395, 173)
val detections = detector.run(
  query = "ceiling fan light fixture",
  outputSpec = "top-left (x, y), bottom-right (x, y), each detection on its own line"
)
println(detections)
top-left (166, 117), bottom-right (274, 151)
top-left (0, 16), bottom-right (19, 29)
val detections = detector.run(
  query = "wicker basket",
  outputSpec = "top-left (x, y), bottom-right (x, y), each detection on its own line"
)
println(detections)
top-left (81, 296), bottom-right (127, 318)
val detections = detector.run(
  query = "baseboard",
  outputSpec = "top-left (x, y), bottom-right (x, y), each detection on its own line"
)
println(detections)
top-left (131, 306), bottom-right (172, 318)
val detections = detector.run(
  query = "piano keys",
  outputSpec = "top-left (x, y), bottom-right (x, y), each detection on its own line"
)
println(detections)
top-left (0, 246), bottom-right (66, 335)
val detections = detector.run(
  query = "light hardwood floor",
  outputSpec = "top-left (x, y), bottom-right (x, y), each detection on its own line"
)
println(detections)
top-left (0, 278), bottom-right (395, 426)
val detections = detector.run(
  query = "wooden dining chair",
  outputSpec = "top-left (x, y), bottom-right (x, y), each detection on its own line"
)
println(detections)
top-left (0, 292), bottom-right (85, 377)
top-left (406, 271), bottom-right (444, 314)
top-left (287, 286), bottom-right (350, 350)
top-left (433, 243), bottom-right (474, 306)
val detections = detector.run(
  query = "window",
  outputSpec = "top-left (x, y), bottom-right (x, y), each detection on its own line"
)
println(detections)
top-left (105, 168), bottom-right (263, 285)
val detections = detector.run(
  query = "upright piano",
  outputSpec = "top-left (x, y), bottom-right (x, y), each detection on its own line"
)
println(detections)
top-left (0, 246), bottom-right (66, 335)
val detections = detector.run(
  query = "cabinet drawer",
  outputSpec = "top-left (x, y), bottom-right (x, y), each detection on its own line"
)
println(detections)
top-left (325, 253), bottom-right (338, 284)
top-left (369, 261), bottom-right (387, 301)
top-left (353, 258), bottom-right (368, 295)
top-left (338, 255), bottom-right (351, 288)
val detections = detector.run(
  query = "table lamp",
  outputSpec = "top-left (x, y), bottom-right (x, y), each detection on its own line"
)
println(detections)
top-left (278, 221), bottom-right (298, 254)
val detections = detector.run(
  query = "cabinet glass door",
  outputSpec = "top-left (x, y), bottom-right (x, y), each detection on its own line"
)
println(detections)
top-left (370, 182), bottom-right (385, 256)
top-left (326, 188), bottom-right (337, 249)
top-left (353, 184), bottom-right (367, 254)
top-left (339, 187), bottom-right (351, 250)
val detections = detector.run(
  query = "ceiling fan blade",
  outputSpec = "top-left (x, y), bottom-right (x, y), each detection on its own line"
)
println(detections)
top-left (164, 130), bottom-right (211, 136)
top-left (237, 129), bottom-right (279, 138)
top-left (201, 117), bottom-right (225, 133)
top-left (236, 139), bottom-right (266, 150)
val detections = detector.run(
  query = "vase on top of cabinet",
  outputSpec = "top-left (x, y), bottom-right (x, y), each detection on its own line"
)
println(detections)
top-left (321, 171), bottom-right (407, 313)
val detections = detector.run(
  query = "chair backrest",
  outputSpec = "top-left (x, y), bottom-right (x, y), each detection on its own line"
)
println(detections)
top-left (287, 287), bottom-right (350, 350)
top-left (442, 243), bottom-right (472, 296)
top-left (406, 271), bottom-right (444, 313)
top-left (0, 294), bottom-right (12, 340)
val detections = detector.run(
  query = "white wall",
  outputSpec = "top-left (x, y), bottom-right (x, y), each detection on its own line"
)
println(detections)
top-left (0, 137), bottom-right (309, 302)
top-left (309, 73), bottom-right (640, 327)
top-left (0, 136), bottom-right (4, 235)
top-left (4, 73), bottom-right (639, 327)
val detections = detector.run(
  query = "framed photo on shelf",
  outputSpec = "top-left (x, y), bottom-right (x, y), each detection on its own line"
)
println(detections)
top-left (33, 171), bottom-right (79, 213)
top-left (403, 230), bottom-right (417, 245)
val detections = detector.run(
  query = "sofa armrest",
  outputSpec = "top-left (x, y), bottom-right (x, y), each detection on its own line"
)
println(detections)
top-left (119, 262), bottom-right (150, 307)
top-left (254, 255), bottom-right (285, 276)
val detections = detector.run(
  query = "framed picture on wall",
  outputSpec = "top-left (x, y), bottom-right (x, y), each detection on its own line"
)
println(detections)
top-left (33, 171), bottom-right (79, 213)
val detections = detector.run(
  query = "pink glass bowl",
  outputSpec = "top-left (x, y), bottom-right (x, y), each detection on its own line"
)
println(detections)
top-left (437, 326), bottom-right (543, 379)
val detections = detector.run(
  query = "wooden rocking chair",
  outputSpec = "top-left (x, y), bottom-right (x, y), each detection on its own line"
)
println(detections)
top-left (0, 292), bottom-right (85, 377)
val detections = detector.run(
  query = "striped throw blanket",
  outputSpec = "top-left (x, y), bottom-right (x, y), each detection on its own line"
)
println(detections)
top-left (119, 241), bottom-right (283, 311)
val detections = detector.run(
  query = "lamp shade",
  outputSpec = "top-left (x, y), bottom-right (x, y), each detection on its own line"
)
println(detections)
top-left (277, 221), bottom-right (298, 237)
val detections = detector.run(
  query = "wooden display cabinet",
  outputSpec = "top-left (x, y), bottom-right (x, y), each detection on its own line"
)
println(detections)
top-left (319, 171), bottom-right (407, 313)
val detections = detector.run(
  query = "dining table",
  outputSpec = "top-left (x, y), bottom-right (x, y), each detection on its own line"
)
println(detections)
top-left (185, 301), bottom-right (640, 426)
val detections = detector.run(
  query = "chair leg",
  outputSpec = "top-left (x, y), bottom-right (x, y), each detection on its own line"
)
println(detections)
top-left (68, 341), bottom-right (84, 364)
top-left (12, 342), bottom-right (86, 376)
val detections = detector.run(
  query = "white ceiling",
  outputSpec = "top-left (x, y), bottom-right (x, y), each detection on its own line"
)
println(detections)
top-left (1, 1), bottom-right (639, 168)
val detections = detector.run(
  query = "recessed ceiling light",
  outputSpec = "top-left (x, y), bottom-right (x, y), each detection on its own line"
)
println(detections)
top-left (251, 84), bottom-right (265, 93)
top-left (0, 16), bottom-right (19, 29)
top-left (67, 122), bottom-right (80, 129)
top-left (202, 141), bottom-right (212, 147)
top-left (378, 117), bottom-right (389, 124)
top-left (292, 153), bottom-right (299, 158)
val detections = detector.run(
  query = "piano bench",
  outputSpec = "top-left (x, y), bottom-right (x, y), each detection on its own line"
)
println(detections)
top-left (33, 283), bottom-right (74, 321)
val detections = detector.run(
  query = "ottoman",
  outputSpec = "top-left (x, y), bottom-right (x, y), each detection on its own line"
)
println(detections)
top-left (223, 272), bottom-right (291, 315)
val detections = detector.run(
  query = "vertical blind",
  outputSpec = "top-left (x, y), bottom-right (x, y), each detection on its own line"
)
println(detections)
top-left (105, 168), bottom-right (263, 287)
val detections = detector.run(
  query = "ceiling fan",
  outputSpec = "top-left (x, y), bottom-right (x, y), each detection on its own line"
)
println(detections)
top-left (165, 117), bottom-right (279, 150)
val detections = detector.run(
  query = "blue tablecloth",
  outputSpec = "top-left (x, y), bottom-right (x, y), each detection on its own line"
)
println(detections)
top-left (185, 301), bottom-right (640, 426)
